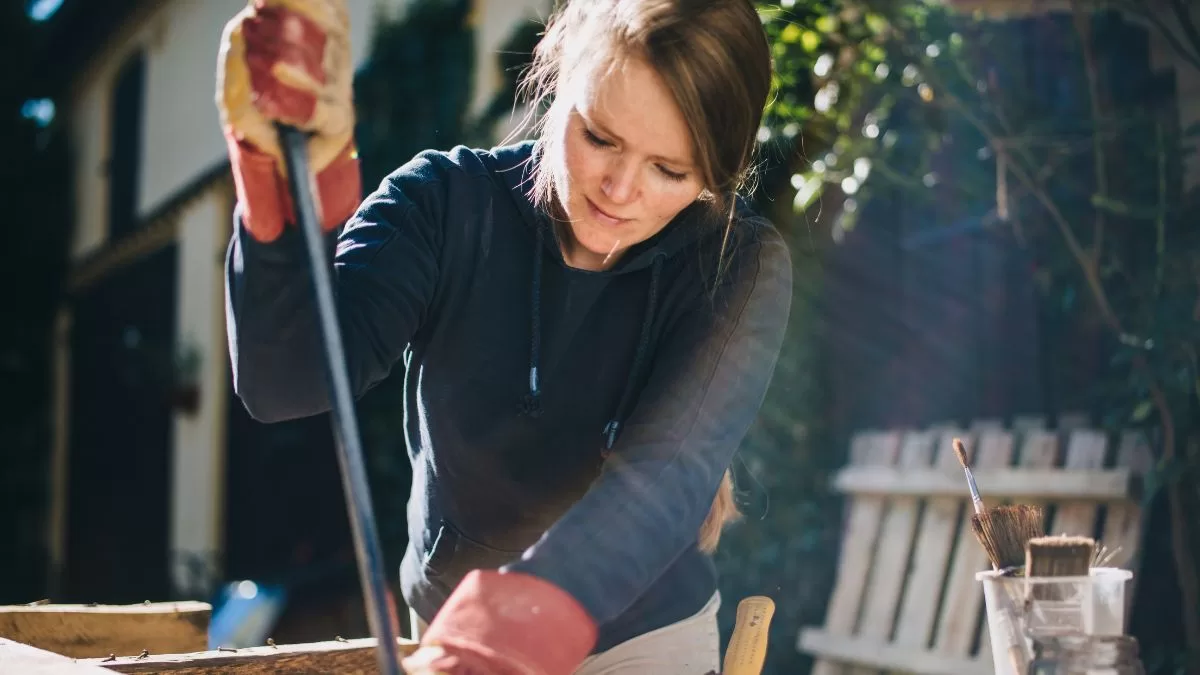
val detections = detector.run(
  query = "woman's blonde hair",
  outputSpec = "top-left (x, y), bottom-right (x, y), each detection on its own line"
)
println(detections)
top-left (516, 0), bottom-right (772, 553)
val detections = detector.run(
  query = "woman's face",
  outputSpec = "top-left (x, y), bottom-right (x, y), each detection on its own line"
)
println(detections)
top-left (550, 57), bottom-right (705, 271)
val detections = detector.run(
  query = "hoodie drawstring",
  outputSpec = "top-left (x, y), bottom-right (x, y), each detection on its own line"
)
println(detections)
top-left (602, 253), bottom-right (663, 452)
top-left (519, 222), bottom-right (546, 418)
top-left (520, 220), bottom-right (664, 456)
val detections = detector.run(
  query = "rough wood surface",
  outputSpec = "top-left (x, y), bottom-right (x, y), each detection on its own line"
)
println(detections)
top-left (0, 637), bottom-right (119, 674)
top-left (81, 637), bottom-right (419, 674)
top-left (0, 602), bottom-right (210, 658)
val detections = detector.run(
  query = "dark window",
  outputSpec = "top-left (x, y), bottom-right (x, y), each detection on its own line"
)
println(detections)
top-left (108, 50), bottom-right (146, 240)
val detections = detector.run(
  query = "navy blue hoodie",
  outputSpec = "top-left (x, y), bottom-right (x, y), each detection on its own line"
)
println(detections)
top-left (224, 140), bottom-right (792, 652)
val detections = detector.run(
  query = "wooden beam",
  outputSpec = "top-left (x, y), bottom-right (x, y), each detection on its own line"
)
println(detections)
top-left (797, 629), bottom-right (992, 675)
top-left (0, 637), bottom-right (119, 674)
top-left (832, 466), bottom-right (1140, 501)
top-left (81, 637), bottom-right (420, 674)
top-left (0, 602), bottom-right (210, 659)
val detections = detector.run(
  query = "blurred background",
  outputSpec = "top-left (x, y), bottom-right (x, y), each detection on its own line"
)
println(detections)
top-left (2, 0), bottom-right (1199, 672)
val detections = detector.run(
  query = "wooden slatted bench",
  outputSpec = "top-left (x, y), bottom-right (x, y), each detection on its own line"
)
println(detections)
top-left (796, 423), bottom-right (1152, 674)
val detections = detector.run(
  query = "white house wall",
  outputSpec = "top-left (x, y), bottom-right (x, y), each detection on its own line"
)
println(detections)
top-left (69, 72), bottom-right (111, 259)
top-left (167, 184), bottom-right (233, 597)
top-left (468, 0), bottom-right (553, 120)
top-left (66, 0), bottom-right (403, 262)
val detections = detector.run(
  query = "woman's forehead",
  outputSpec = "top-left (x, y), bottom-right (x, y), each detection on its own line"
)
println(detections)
top-left (572, 57), bottom-right (695, 168)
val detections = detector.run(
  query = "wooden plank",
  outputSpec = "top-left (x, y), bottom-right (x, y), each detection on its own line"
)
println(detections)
top-left (931, 429), bottom-right (1015, 656)
top-left (0, 603), bottom-right (210, 659)
top-left (1101, 431), bottom-right (1154, 629)
top-left (833, 466), bottom-right (1137, 501)
top-left (893, 431), bottom-right (976, 649)
top-left (0, 637), bottom-right (119, 674)
top-left (797, 629), bottom-right (992, 675)
top-left (849, 430), bottom-right (937, 675)
top-left (81, 637), bottom-right (420, 674)
top-left (810, 431), bottom-right (902, 675)
top-left (1048, 429), bottom-right (1109, 537)
top-left (1099, 431), bottom-right (1152, 570)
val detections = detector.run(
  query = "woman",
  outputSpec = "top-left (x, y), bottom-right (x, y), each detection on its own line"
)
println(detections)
top-left (216, 0), bottom-right (791, 672)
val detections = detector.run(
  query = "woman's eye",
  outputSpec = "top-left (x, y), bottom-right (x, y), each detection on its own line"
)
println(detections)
top-left (658, 166), bottom-right (687, 182)
top-left (583, 128), bottom-right (612, 147)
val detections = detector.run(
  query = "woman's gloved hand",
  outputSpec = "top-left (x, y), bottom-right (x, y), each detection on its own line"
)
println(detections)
top-left (215, 0), bottom-right (360, 242)
top-left (401, 570), bottom-right (598, 675)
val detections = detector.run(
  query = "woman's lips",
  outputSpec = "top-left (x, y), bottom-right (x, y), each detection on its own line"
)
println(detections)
top-left (586, 198), bottom-right (630, 227)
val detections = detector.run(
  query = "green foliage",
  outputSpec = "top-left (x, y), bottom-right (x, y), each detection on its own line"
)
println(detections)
top-left (354, 0), bottom-right (476, 191)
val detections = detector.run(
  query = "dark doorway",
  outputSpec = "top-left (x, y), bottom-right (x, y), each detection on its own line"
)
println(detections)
top-left (63, 245), bottom-right (178, 603)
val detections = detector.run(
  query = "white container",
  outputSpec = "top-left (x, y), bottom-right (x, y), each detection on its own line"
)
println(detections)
top-left (976, 567), bottom-right (1133, 675)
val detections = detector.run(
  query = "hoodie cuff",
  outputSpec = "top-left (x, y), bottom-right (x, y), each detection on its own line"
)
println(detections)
top-left (410, 569), bottom-right (598, 675)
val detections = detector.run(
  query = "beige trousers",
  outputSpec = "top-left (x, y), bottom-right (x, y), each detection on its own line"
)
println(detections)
top-left (408, 591), bottom-right (722, 675)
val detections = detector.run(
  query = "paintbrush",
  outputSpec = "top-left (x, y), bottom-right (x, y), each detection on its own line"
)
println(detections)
top-left (971, 504), bottom-right (1047, 572)
top-left (954, 438), bottom-right (985, 517)
top-left (1023, 535), bottom-right (1097, 651)
top-left (952, 437), bottom-right (1040, 673)
top-left (1024, 535), bottom-right (1095, 606)
top-left (954, 438), bottom-right (1047, 571)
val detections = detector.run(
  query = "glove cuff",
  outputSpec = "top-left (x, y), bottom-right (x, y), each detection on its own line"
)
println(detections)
top-left (420, 569), bottom-right (598, 675)
top-left (226, 131), bottom-right (361, 243)
top-left (227, 134), bottom-right (289, 242)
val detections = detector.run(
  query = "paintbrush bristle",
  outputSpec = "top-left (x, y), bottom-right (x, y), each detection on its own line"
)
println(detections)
top-left (1093, 542), bottom-right (1122, 568)
top-left (970, 504), bottom-right (1045, 570)
top-left (952, 438), bottom-right (970, 470)
top-left (1025, 535), bottom-right (1095, 602)
top-left (1026, 535), bottom-right (1095, 578)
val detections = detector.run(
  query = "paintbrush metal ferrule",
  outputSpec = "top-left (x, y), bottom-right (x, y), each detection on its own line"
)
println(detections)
top-left (964, 466), bottom-right (985, 515)
top-left (952, 438), bottom-right (985, 515)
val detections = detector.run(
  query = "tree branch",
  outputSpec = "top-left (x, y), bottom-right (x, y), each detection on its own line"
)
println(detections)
top-left (1168, 0), bottom-right (1200, 69)
top-left (1070, 1), bottom-right (1109, 265)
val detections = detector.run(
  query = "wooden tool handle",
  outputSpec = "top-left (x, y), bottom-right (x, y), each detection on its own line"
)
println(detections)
top-left (721, 596), bottom-right (775, 675)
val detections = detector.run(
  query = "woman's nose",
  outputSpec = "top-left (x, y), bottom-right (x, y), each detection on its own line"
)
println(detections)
top-left (601, 158), bottom-right (638, 204)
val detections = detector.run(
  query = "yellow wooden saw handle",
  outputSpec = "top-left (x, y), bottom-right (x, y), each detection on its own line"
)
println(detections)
top-left (722, 596), bottom-right (774, 675)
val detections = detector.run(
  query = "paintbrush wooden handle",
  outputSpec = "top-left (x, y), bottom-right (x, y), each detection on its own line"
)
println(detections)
top-left (721, 596), bottom-right (774, 675)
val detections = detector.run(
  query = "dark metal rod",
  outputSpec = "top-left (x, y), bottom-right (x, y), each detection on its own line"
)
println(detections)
top-left (276, 124), bottom-right (402, 675)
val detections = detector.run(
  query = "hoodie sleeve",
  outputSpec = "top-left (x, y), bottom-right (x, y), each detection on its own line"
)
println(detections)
top-left (503, 221), bottom-right (793, 627)
top-left (224, 152), bottom-right (448, 423)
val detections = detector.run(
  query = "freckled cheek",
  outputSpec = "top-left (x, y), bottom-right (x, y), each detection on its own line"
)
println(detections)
top-left (561, 138), bottom-right (604, 200)
top-left (645, 187), bottom-right (700, 229)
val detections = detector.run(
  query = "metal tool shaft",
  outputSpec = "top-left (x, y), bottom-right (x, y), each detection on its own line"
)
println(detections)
top-left (277, 124), bottom-right (402, 675)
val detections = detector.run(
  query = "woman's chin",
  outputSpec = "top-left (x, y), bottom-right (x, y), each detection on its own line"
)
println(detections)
top-left (562, 223), bottom-right (628, 269)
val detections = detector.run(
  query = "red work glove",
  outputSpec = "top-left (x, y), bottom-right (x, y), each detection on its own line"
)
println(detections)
top-left (215, 0), bottom-right (361, 243)
top-left (401, 570), bottom-right (598, 675)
